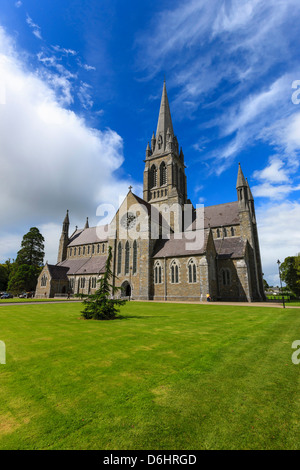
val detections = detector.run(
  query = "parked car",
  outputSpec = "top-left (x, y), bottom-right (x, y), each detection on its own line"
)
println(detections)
top-left (19, 292), bottom-right (34, 299)
top-left (1, 293), bottom-right (13, 299)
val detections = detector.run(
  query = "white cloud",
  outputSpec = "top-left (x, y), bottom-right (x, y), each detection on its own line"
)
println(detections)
top-left (253, 157), bottom-right (290, 184)
top-left (0, 26), bottom-right (132, 263)
top-left (136, 0), bottom-right (300, 174)
top-left (26, 14), bottom-right (42, 40)
top-left (256, 202), bottom-right (300, 285)
top-left (78, 82), bottom-right (93, 109)
top-left (52, 45), bottom-right (77, 56)
top-left (252, 183), bottom-right (300, 200)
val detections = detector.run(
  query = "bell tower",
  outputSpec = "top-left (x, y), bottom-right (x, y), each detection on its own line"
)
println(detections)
top-left (143, 81), bottom-right (188, 213)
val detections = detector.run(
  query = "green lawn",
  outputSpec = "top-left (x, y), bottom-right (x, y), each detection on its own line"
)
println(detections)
top-left (0, 298), bottom-right (77, 303)
top-left (0, 301), bottom-right (300, 450)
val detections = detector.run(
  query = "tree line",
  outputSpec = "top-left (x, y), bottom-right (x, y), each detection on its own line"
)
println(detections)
top-left (0, 227), bottom-right (45, 295)
top-left (279, 255), bottom-right (300, 298)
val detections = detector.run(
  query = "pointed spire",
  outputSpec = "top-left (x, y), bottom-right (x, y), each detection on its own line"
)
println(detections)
top-left (236, 162), bottom-right (247, 188)
top-left (84, 217), bottom-right (89, 229)
top-left (180, 147), bottom-right (184, 161)
top-left (246, 178), bottom-right (254, 200)
top-left (151, 131), bottom-right (156, 152)
top-left (155, 81), bottom-right (174, 153)
top-left (61, 210), bottom-right (69, 235)
top-left (146, 141), bottom-right (151, 158)
top-left (63, 209), bottom-right (69, 225)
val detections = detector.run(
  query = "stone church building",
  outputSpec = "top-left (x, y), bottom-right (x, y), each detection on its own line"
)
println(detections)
top-left (35, 82), bottom-right (265, 302)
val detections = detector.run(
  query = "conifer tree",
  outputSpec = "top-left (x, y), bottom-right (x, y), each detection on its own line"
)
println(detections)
top-left (7, 228), bottom-right (44, 294)
top-left (81, 246), bottom-right (126, 320)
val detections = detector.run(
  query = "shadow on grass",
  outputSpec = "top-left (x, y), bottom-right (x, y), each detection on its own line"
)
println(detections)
top-left (79, 314), bottom-right (167, 321)
top-left (117, 314), bottom-right (168, 320)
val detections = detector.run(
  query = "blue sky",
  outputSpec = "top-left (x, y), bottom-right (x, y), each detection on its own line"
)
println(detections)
top-left (1, 0), bottom-right (300, 285)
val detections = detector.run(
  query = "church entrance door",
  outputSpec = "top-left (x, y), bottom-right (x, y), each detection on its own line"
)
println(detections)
top-left (121, 281), bottom-right (131, 298)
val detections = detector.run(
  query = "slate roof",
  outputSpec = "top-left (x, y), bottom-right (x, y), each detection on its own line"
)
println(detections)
top-left (185, 201), bottom-right (240, 230)
top-left (152, 231), bottom-right (246, 260)
top-left (152, 230), bottom-right (208, 258)
top-left (68, 226), bottom-right (109, 246)
top-left (214, 237), bottom-right (246, 259)
top-left (47, 264), bottom-right (69, 280)
top-left (53, 256), bottom-right (107, 277)
top-left (204, 201), bottom-right (240, 228)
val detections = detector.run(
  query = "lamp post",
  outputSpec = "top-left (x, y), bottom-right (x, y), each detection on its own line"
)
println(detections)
top-left (277, 260), bottom-right (285, 309)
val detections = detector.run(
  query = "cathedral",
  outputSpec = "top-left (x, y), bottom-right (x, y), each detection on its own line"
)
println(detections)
top-left (35, 82), bottom-right (265, 302)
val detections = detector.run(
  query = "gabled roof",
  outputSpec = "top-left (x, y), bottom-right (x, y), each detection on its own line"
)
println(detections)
top-left (57, 256), bottom-right (107, 275)
top-left (204, 202), bottom-right (240, 228)
top-left (68, 226), bottom-right (109, 246)
top-left (214, 237), bottom-right (246, 259)
top-left (186, 202), bottom-right (240, 230)
top-left (152, 230), bottom-right (208, 258)
top-left (46, 264), bottom-right (69, 280)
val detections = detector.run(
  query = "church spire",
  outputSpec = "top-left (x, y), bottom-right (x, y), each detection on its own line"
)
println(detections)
top-left (236, 162), bottom-right (247, 189)
top-left (236, 163), bottom-right (249, 211)
top-left (246, 178), bottom-right (254, 201)
top-left (57, 210), bottom-right (70, 263)
top-left (84, 217), bottom-right (89, 229)
top-left (154, 80), bottom-right (174, 154)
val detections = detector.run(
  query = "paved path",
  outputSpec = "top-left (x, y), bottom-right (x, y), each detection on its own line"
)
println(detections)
top-left (0, 300), bottom-right (82, 306)
top-left (134, 300), bottom-right (298, 308)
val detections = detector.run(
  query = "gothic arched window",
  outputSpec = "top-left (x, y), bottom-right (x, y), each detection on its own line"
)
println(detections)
top-left (187, 258), bottom-right (197, 283)
top-left (173, 163), bottom-right (178, 187)
top-left (221, 269), bottom-right (231, 286)
top-left (154, 261), bottom-right (163, 284)
top-left (133, 240), bottom-right (137, 274)
top-left (150, 165), bottom-right (157, 189)
top-left (170, 259), bottom-right (179, 284)
top-left (125, 241), bottom-right (130, 275)
top-left (117, 241), bottom-right (122, 275)
top-left (157, 134), bottom-right (163, 149)
top-left (160, 161), bottom-right (167, 186)
top-left (231, 227), bottom-right (235, 236)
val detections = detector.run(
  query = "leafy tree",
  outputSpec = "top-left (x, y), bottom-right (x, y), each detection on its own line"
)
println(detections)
top-left (0, 259), bottom-right (15, 291)
top-left (7, 265), bottom-right (41, 294)
top-left (0, 265), bottom-right (8, 291)
top-left (81, 246), bottom-right (126, 320)
top-left (280, 255), bottom-right (300, 297)
top-left (7, 228), bottom-right (45, 294)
